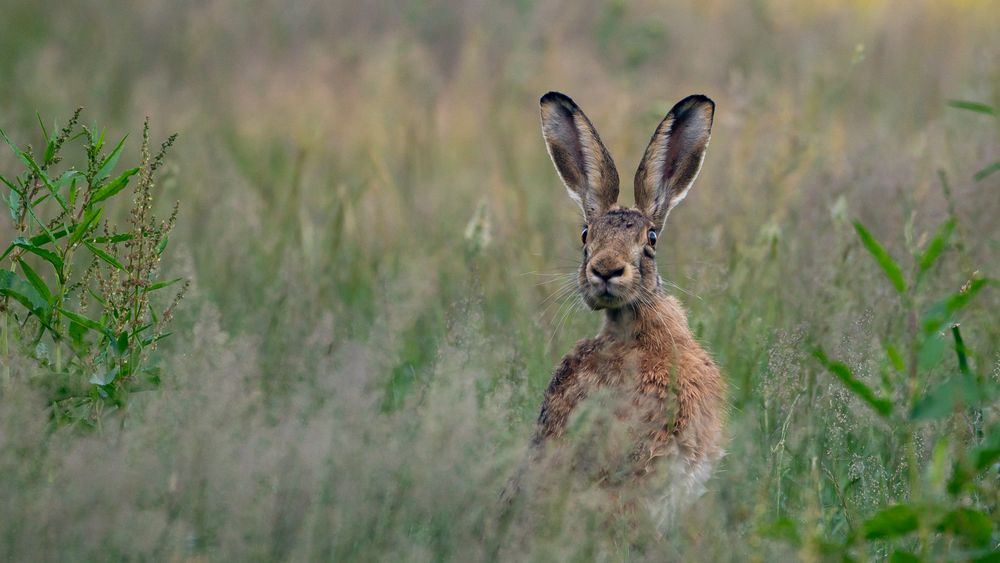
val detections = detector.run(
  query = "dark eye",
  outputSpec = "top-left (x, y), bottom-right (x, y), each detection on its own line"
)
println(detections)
top-left (581, 226), bottom-right (588, 245)
top-left (647, 229), bottom-right (657, 247)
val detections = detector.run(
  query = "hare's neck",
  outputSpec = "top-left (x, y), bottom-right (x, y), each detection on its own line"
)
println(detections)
top-left (600, 291), bottom-right (688, 344)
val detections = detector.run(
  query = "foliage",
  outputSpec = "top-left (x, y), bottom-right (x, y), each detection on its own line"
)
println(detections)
top-left (801, 101), bottom-right (1000, 560)
top-left (947, 100), bottom-right (1000, 182)
top-left (0, 111), bottom-right (186, 425)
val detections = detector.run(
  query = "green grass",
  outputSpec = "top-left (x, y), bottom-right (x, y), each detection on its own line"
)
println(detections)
top-left (1, 0), bottom-right (998, 560)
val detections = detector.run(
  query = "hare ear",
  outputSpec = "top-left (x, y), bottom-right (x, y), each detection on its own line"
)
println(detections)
top-left (634, 95), bottom-right (714, 229)
top-left (540, 92), bottom-right (619, 220)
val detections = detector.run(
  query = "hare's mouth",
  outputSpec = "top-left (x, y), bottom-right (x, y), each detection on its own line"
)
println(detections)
top-left (583, 283), bottom-right (631, 309)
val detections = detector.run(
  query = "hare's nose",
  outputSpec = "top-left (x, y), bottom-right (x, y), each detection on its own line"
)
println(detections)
top-left (590, 263), bottom-right (626, 281)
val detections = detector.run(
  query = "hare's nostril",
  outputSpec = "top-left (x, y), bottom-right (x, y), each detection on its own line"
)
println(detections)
top-left (591, 264), bottom-right (626, 281)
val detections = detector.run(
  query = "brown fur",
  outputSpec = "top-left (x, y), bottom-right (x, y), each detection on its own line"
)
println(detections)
top-left (532, 294), bottom-right (725, 476)
top-left (523, 92), bottom-right (724, 519)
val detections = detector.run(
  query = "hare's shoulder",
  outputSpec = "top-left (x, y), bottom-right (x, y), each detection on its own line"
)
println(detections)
top-left (533, 338), bottom-right (604, 442)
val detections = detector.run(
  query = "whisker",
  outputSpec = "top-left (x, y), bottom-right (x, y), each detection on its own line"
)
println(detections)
top-left (661, 278), bottom-right (702, 301)
top-left (535, 275), bottom-right (576, 287)
top-left (547, 295), bottom-right (583, 351)
top-left (519, 270), bottom-right (575, 277)
top-left (539, 291), bottom-right (575, 319)
top-left (538, 281), bottom-right (579, 317)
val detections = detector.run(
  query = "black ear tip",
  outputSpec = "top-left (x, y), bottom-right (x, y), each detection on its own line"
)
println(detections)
top-left (669, 94), bottom-right (715, 124)
top-left (540, 91), bottom-right (577, 109)
top-left (679, 94), bottom-right (715, 112)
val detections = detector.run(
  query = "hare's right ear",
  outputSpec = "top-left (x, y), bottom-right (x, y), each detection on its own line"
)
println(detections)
top-left (634, 95), bottom-right (714, 230)
top-left (540, 92), bottom-right (620, 221)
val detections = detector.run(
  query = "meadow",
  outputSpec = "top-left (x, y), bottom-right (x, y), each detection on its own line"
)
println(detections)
top-left (1, 0), bottom-right (998, 560)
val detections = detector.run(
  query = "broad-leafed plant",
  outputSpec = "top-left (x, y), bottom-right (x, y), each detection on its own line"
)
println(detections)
top-left (771, 100), bottom-right (1000, 562)
top-left (0, 110), bottom-right (187, 426)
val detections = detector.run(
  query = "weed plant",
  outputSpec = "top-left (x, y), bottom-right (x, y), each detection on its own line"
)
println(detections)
top-left (1, 112), bottom-right (185, 426)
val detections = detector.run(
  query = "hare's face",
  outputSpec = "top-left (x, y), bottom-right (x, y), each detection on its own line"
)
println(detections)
top-left (540, 91), bottom-right (714, 311)
top-left (579, 208), bottom-right (658, 310)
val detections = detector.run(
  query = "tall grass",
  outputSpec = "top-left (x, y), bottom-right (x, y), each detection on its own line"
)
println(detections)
top-left (0, 0), bottom-right (998, 560)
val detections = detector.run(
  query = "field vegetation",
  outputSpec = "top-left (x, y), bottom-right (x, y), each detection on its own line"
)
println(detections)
top-left (1, 0), bottom-right (998, 560)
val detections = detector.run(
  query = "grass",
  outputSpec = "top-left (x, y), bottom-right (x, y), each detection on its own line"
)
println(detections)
top-left (0, 0), bottom-right (998, 560)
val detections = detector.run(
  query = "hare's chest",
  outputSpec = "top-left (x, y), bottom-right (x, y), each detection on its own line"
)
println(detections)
top-left (575, 344), bottom-right (659, 398)
top-left (568, 345), bottom-right (673, 427)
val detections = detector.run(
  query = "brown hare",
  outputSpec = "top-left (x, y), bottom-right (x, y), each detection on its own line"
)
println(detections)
top-left (525, 91), bottom-right (726, 529)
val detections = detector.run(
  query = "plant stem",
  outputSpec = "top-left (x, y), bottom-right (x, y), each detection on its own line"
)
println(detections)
top-left (1, 309), bottom-right (9, 388)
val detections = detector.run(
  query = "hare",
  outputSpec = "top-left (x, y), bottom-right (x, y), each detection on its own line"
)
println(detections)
top-left (524, 91), bottom-right (726, 529)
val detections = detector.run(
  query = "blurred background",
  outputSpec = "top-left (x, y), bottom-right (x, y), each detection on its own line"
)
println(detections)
top-left (1, 0), bottom-right (998, 560)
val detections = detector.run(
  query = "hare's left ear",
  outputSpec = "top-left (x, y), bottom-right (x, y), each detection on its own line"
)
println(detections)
top-left (540, 92), bottom-right (620, 221)
top-left (634, 95), bottom-right (714, 229)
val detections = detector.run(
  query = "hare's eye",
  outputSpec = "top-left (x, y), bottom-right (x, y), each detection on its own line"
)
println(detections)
top-left (581, 226), bottom-right (588, 245)
top-left (647, 229), bottom-right (657, 247)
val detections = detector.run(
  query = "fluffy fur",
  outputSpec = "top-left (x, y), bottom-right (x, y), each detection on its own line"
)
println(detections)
top-left (526, 91), bottom-right (725, 528)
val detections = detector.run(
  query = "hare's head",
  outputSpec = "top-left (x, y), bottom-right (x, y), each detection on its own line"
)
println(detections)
top-left (539, 92), bottom-right (714, 311)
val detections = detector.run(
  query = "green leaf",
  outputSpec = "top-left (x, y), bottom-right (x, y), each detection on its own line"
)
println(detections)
top-left (937, 508), bottom-right (992, 547)
top-left (92, 126), bottom-right (106, 154)
top-left (111, 331), bottom-right (129, 356)
top-left (0, 270), bottom-right (49, 317)
top-left (43, 139), bottom-right (56, 165)
top-left (156, 234), bottom-right (169, 255)
top-left (88, 287), bottom-right (106, 306)
top-left (36, 113), bottom-right (50, 143)
top-left (69, 177), bottom-right (79, 206)
top-left (18, 151), bottom-right (69, 213)
top-left (27, 226), bottom-right (70, 247)
top-left (58, 308), bottom-right (111, 338)
top-left (69, 318), bottom-right (88, 346)
top-left (94, 135), bottom-right (127, 184)
top-left (929, 439), bottom-right (951, 490)
top-left (89, 365), bottom-right (120, 386)
top-left (946, 99), bottom-right (997, 116)
top-left (146, 277), bottom-right (183, 292)
top-left (921, 277), bottom-right (988, 335)
top-left (0, 172), bottom-right (22, 194)
top-left (973, 159), bottom-right (1000, 182)
top-left (0, 127), bottom-right (20, 154)
top-left (888, 551), bottom-right (921, 563)
top-left (0, 225), bottom-right (84, 263)
top-left (814, 348), bottom-right (893, 417)
top-left (16, 259), bottom-right (52, 304)
top-left (863, 504), bottom-right (919, 540)
top-left (52, 170), bottom-right (83, 190)
top-left (140, 332), bottom-right (172, 346)
top-left (93, 232), bottom-right (133, 244)
top-left (4, 174), bottom-right (22, 221)
top-left (83, 241), bottom-right (126, 271)
top-left (951, 325), bottom-right (971, 377)
top-left (69, 207), bottom-right (103, 247)
top-left (885, 343), bottom-right (905, 373)
top-left (10, 237), bottom-right (63, 273)
top-left (19, 199), bottom-right (60, 248)
top-left (89, 166), bottom-right (139, 204)
top-left (974, 447), bottom-right (1000, 473)
top-left (916, 331), bottom-right (947, 371)
top-left (971, 425), bottom-right (1000, 472)
top-left (910, 377), bottom-right (980, 421)
top-left (917, 219), bottom-right (954, 276)
top-left (853, 220), bottom-right (907, 295)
